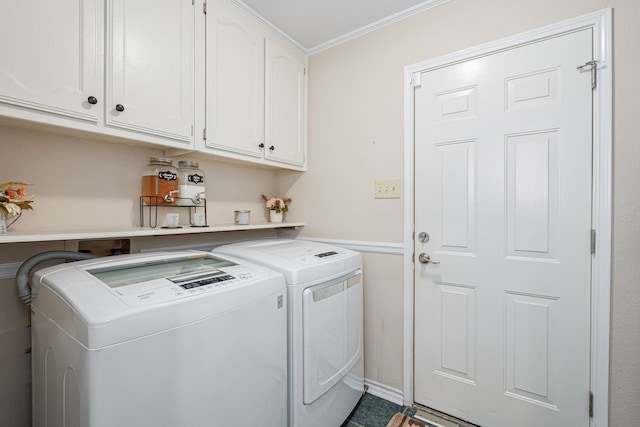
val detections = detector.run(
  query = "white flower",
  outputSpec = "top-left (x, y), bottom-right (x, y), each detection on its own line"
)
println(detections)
top-left (265, 198), bottom-right (283, 209)
top-left (4, 202), bottom-right (21, 215)
top-left (261, 194), bottom-right (291, 213)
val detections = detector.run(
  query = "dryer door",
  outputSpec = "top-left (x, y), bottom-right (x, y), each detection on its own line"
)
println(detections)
top-left (302, 271), bottom-right (363, 404)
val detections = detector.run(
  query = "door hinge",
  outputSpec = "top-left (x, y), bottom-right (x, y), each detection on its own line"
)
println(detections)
top-left (589, 391), bottom-right (594, 417)
top-left (191, 125), bottom-right (194, 136)
top-left (577, 60), bottom-right (598, 90)
top-left (202, 128), bottom-right (207, 141)
top-left (202, 0), bottom-right (207, 14)
top-left (411, 72), bottom-right (422, 88)
top-left (591, 229), bottom-right (596, 254)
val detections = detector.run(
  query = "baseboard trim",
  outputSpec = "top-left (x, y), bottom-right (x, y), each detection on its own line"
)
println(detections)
top-left (365, 379), bottom-right (404, 406)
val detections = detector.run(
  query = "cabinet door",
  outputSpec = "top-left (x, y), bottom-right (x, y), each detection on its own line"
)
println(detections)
top-left (265, 37), bottom-right (306, 167)
top-left (107, 0), bottom-right (194, 143)
top-left (206, 0), bottom-right (264, 158)
top-left (0, 0), bottom-right (101, 122)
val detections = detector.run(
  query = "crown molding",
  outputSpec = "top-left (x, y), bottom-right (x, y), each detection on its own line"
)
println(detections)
top-left (230, 0), bottom-right (449, 55)
top-left (306, 0), bottom-right (449, 55)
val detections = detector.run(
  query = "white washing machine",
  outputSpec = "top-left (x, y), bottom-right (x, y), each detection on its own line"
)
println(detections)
top-left (214, 239), bottom-right (364, 427)
top-left (31, 251), bottom-right (287, 427)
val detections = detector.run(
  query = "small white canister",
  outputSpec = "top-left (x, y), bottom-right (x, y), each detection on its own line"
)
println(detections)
top-left (193, 212), bottom-right (207, 227)
top-left (234, 210), bottom-right (250, 225)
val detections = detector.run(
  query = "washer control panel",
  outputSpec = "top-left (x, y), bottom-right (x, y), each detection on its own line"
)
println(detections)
top-left (118, 270), bottom-right (257, 306)
top-left (84, 253), bottom-right (263, 306)
top-left (178, 274), bottom-right (234, 289)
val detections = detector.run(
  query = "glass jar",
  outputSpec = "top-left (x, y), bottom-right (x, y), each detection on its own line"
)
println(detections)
top-left (141, 157), bottom-right (178, 205)
top-left (177, 161), bottom-right (206, 206)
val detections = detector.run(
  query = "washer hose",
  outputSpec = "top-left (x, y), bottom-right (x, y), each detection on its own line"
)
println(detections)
top-left (16, 251), bottom-right (97, 305)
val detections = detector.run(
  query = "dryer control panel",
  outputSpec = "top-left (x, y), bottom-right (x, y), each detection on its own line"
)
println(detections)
top-left (294, 249), bottom-right (348, 264)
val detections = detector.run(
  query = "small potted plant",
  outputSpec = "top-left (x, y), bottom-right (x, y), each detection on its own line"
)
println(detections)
top-left (261, 194), bottom-right (291, 223)
top-left (0, 181), bottom-right (35, 233)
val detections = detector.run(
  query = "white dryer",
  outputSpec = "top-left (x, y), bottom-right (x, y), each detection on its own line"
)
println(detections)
top-left (31, 251), bottom-right (287, 427)
top-left (214, 239), bottom-right (364, 427)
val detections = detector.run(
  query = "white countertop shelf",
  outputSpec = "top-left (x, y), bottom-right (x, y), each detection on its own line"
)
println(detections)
top-left (0, 222), bottom-right (305, 244)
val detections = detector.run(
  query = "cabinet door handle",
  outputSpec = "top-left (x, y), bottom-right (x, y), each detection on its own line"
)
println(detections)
top-left (115, 104), bottom-right (125, 112)
top-left (87, 96), bottom-right (98, 105)
top-left (269, 145), bottom-right (275, 151)
top-left (258, 143), bottom-right (265, 149)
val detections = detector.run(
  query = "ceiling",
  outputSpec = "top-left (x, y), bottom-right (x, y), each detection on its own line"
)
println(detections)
top-left (232, 0), bottom-right (448, 54)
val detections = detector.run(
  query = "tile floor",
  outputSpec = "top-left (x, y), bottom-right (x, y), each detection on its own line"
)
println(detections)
top-left (341, 393), bottom-right (426, 427)
top-left (342, 393), bottom-right (481, 427)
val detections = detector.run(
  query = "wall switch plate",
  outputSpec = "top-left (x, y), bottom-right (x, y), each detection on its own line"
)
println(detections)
top-left (374, 179), bottom-right (401, 199)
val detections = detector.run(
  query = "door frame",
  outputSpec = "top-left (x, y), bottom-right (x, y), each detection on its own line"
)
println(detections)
top-left (402, 9), bottom-right (612, 426)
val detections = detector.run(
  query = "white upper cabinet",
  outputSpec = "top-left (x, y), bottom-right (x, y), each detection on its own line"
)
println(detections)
top-left (204, 0), bottom-right (307, 170)
top-left (0, 0), bottom-right (305, 170)
top-left (265, 36), bottom-right (306, 167)
top-left (0, 0), bottom-right (102, 123)
top-left (106, 0), bottom-right (194, 143)
top-left (0, 0), bottom-right (195, 148)
top-left (206, 0), bottom-right (265, 158)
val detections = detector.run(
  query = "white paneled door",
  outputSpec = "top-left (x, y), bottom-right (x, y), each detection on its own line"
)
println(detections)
top-left (414, 29), bottom-right (593, 426)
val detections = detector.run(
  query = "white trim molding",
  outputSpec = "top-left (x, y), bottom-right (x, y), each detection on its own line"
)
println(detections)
top-left (365, 379), bottom-right (405, 406)
top-left (141, 236), bottom-right (405, 256)
top-left (403, 9), bottom-right (612, 426)
top-left (304, 0), bottom-right (449, 55)
top-left (295, 237), bottom-right (404, 255)
top-left (230, 0), bottom-right (449, 55)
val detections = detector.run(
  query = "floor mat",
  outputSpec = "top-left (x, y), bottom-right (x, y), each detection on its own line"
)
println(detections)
top-left (386, 413), bottom-right (428, 427)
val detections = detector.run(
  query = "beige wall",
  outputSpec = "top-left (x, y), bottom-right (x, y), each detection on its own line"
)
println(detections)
top-left (286, 0), bottom-right (640, 424)
top-left (0, 124), bottom-right (281, 230)
top-left (2, 0), bottom-right (639, 425)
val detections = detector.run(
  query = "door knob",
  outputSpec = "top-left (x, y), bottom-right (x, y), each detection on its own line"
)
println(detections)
top-left (418, 252), bottom-right (440, 264)
top-left (87, 96), bottom-right (98, 105)
top-left (115, 104), bottom-right (125, 112)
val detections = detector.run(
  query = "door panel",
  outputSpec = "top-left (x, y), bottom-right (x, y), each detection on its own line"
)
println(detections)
top-left (506, 131), bottom-right (559, 258)
top-left (436, 283), bottom-right (476, 384)
top-left (435, 140), bottom-right (476, 254)
top-left (504, 292), bottom-right (559, 408)
top-left (414, 29), bottom-right (593, 427)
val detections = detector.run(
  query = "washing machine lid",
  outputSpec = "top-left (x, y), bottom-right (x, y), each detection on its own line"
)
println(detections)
top-left (213, 239), bottom-right (362, 285)
top-left (32, 251), bottom-right (285, 349)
